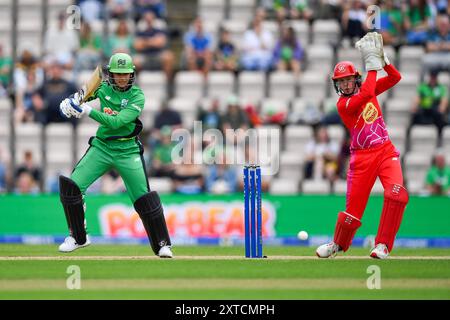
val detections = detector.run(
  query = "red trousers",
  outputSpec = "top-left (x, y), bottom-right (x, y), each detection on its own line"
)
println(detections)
top-left (346, 141), bottom-right (403, 219)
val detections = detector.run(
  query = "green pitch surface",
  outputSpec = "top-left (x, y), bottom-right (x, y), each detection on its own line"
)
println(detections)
top-left (0, 245), bottom-right (449, 300)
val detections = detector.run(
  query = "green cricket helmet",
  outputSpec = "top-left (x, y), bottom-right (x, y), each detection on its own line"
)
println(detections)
top-left (107, 53), bottom-right (136, 92)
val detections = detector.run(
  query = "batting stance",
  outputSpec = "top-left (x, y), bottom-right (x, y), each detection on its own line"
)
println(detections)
top-left (58, 53), bottom-right (172, 258)
top-left (316, 33), bottom-right (409, 259)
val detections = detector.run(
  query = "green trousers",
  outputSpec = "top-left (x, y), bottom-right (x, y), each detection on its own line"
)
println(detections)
top-left (71, 137), bottom-right (149, 203)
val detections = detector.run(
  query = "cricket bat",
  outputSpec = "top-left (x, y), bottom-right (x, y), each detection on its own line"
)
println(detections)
top-left (79, 66), bottom-right (102, 103)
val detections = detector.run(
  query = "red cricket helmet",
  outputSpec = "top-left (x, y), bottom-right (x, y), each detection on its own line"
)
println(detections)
top-left (332, 61), bottom-right (362, 96)
top-left (332, 61), bottom-right (360, 80)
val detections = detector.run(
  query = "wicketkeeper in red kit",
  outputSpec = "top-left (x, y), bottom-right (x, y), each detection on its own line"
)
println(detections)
top-left (316, 32), bottom-right (409, 259)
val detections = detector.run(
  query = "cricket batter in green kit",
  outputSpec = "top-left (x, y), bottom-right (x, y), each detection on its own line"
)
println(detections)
top-left (58, 53), bottom-right (173, 258)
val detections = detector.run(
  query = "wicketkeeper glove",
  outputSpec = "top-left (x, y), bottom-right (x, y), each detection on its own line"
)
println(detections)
top-left (374, 32), bottom-right (390, 66)
top-left (355, 32), bottom-right (383, 71)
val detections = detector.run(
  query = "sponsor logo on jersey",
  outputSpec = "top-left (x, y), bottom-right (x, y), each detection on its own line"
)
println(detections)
top-left (103, 107), bottom-right (119, 115)
top-left (121, 99), bottom-right (128, 108)
top-left (362, 102), bottom-right (378, 124)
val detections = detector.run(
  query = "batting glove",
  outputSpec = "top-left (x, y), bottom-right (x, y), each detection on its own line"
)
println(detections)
top-left (59, 98), bottom-right (82, 119)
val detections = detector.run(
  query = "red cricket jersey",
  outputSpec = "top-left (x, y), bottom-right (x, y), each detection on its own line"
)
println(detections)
top-left (337, 64), bottom-right (402, 151)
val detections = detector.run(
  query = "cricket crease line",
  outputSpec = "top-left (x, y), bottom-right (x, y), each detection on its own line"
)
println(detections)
top-left (1, 256), bottom-right (450, 261)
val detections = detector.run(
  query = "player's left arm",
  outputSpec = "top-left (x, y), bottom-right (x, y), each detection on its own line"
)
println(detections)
top-left (81, 91), bottom-right (144, 129)
top-left (86, 99), bottom-right (144, 130)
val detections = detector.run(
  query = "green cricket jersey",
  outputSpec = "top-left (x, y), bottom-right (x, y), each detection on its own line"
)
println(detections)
top-left (87, 81), bottom-right (145, 141)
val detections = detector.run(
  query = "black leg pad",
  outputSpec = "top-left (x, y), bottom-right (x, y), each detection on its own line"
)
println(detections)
top-left (134, 191), bottom-right (172, 255)
top-left (59, 176), bottom-right (87, 245)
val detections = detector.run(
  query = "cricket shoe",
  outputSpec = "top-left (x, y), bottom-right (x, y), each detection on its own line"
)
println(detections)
top-left (370, 243), bottom-right (389, 259)
top-left (316, 242), bottom-right (341, 258)
top-left (59, 235), bottom-right (91, 253)
top-left (158, 245), bottom-right (173, 258)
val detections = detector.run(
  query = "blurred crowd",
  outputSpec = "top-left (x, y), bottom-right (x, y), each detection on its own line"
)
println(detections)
top-left (0, 0), bottom-right (449, 196)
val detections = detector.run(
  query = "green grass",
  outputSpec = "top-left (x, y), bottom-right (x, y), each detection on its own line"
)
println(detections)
top-left (0, 245), bottom-right (449, 300)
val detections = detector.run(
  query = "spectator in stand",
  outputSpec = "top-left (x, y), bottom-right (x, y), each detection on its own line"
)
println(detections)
top-left (425, 152), bottom-right (450, 195)
top-left (263, 0), bottom-right (313, 23)
top-left (197, 98), bottom-right (223, 133)
top-left (409, 69), bottom-right (448, 144)
top-left (0, 44), bottom-right (12, 98)
top-left (150, 126), bottom-right (176, 178)
top-left (404, 0), bottom-right (432, 45)
top-left (108, 0), bottom-right (133, 19)
top-left (44, 11), bottom-right (79, 70)
top-left (32, 60), bottom-right (78, 125)
top-left (184, 17), bottom-right (214, 76)
top-left (303, 126), bottom-right (339, 182)
top-left (14, 71), bottom-right (42, 123)
top-left (429, 0), bottom-right (450, 17)
top-left (134, 0), bottom-right (166, 22)
top-left (134, 11), bottom-right (175, 80)
top-left (147, 102), bottom-right (182, 161)
top-left (0, 148), bottom-right (9, 193)
top-left (377, 0), bottom-right (404, 46)
top-left (15, 171), bottom-right (39, 194)
top-left (153, 101), bottom-right (183, 131)
top-left (214, 28), bottom-right (238, 73)
top-left (222, 95), bottom-right (250, 132)
top-left (105, 19), bottom-right (135, 56)
top-left (321, 99), bottom-right (342, 125)
top-left (272, 25), bottom-right (304, 76)
top-left (75, 21), bottom-right (103, 72)
top-left (241, 17), bottom-right (274, 71)
top-left (341, 0), bottom-right (367, 45)
top-left (15, 150), bottom-right (41, 190)
top-left (204, 150), bottom-right (238, 194)
top-left (422, 14), bottom-right (450, 75)
top-left (290, 0), bottom-right (314, 22)
top-left (77, 0), bottom-right (104, 23)
top-left (172, 139), bottom-right (204, 194)
top-left (308, 0), bottom-right (343, 20)
top-left (14, 49), bottom-right (45, 122)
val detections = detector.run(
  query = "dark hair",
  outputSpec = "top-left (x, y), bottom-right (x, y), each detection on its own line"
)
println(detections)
top-left (282, 26), bottom-right (297, 48)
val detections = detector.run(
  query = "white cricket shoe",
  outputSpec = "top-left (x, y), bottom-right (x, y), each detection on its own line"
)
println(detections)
top-left (158, 245), bottom-right (173, 258)
top-left (58, 235), bottom-right (91, 253)
top-left (316, 242), bottom-right (341, 258)
top-left (370, 243), bottom-right (389, 259)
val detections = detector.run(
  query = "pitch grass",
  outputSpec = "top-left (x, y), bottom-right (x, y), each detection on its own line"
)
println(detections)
top-left (0, 245), bottom-right (449, 299)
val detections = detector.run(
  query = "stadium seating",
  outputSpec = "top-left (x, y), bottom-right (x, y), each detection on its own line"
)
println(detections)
top-left (268, 71), bottom-right (297, 100)
top-left (139, 71), bottom-right (167, 101)
top-left (408, 125), bottom-right (439, 153)
top-left (1, 0), bottom-right (447, 195)
top-left (238, 71), bottom-right (266, 102)
top-left (15, 123), bottom-right (43, 163)
top-left (207, 71), bottom-right (235, 98)
top-left (175, 71), bottom-right (205, 99)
